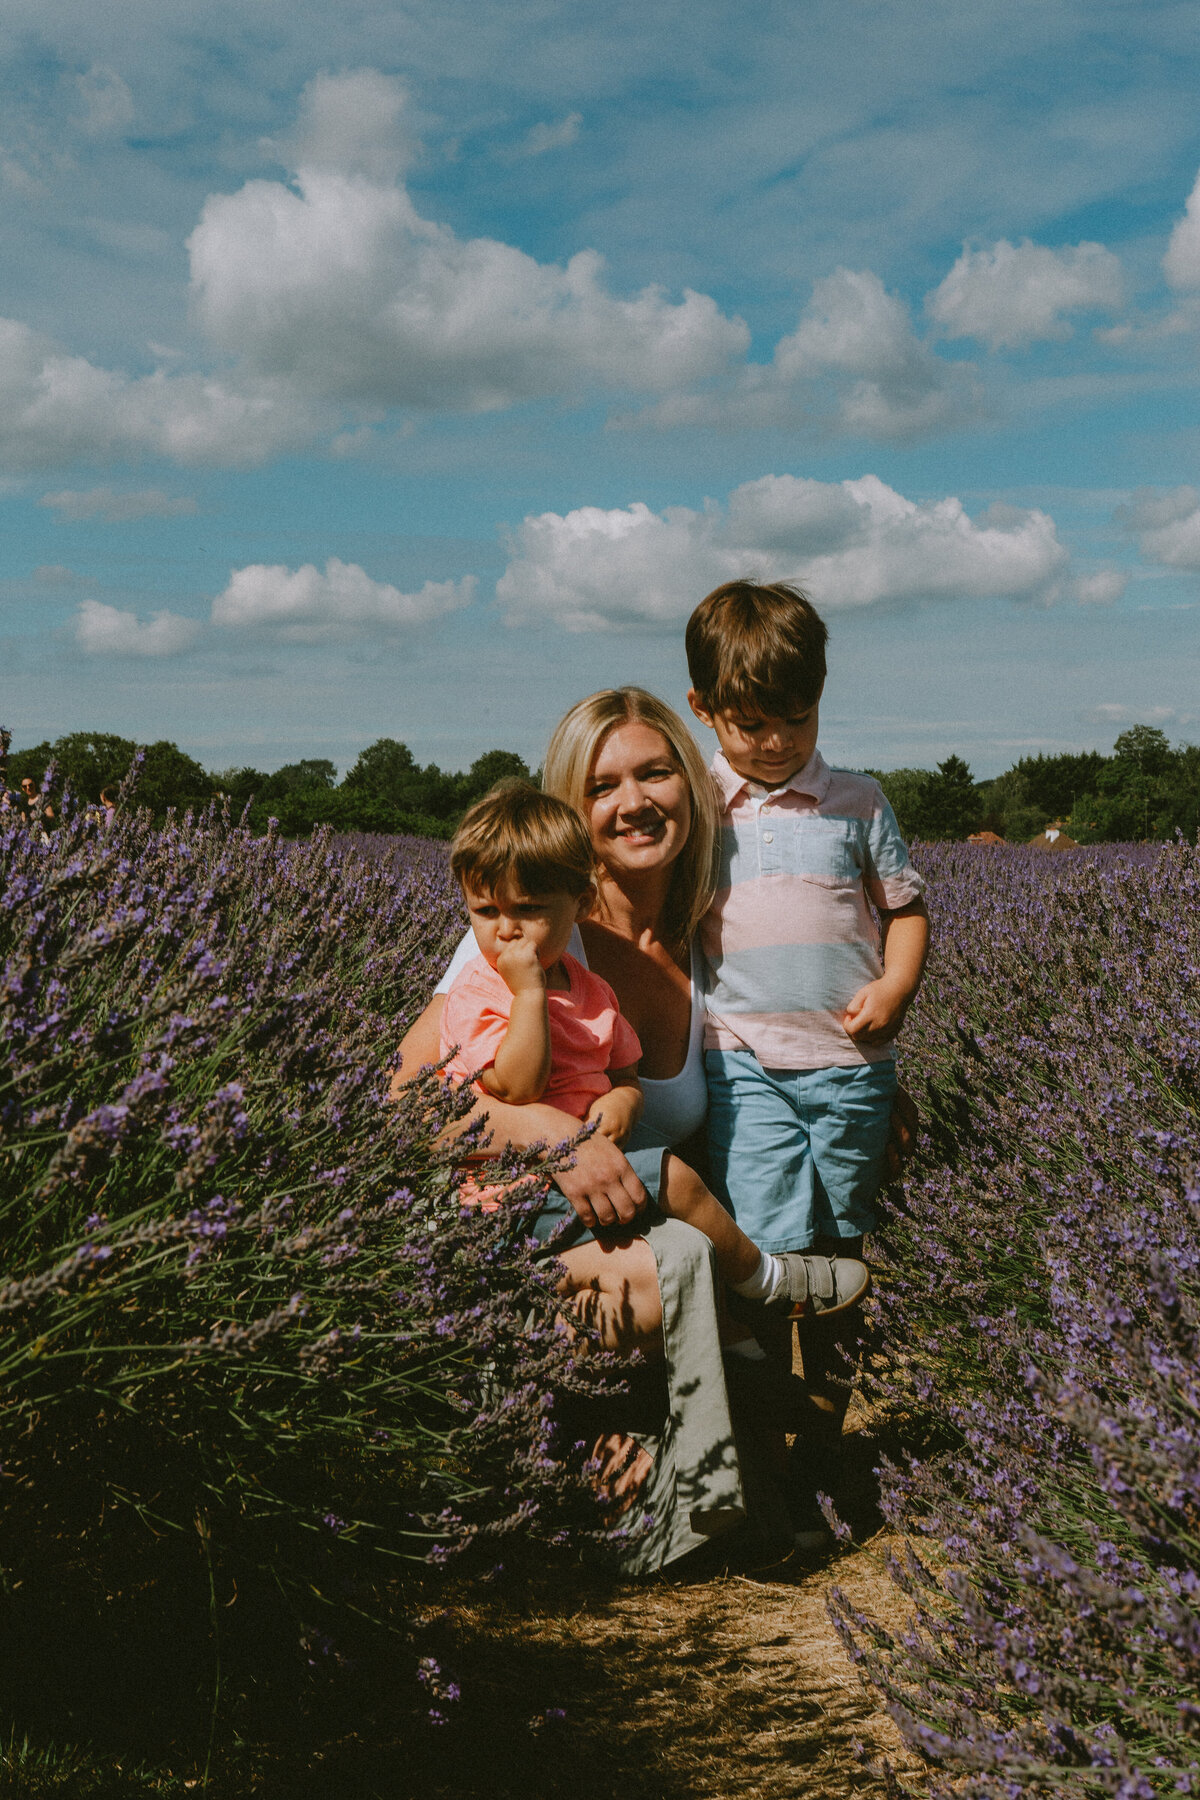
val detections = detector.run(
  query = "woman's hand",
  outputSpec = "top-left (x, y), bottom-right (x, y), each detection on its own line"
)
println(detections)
top-left (554, 1133), bottom-right (649, 1230)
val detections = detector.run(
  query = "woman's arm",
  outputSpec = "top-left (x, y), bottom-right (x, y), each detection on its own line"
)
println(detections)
top-left (392, 996), bottom-right (649, 1230)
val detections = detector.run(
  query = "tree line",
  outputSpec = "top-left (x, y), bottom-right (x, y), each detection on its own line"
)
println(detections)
top-left (4, 723), bottom-right (1198, 844)
top-left (871, 725), bottom-right (1200, 843)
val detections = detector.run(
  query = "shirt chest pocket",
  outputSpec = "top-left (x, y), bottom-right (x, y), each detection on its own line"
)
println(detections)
top-left (788, 821), bottom-right (861, 885)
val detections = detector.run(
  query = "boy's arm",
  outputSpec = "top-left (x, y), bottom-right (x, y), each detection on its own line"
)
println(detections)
top-left (584, 1067), bottom-right (643, 1145)
top-left (479, 941), bottom-right (552, 1103)
top-left (843, 897), bottom-right (930, 1046)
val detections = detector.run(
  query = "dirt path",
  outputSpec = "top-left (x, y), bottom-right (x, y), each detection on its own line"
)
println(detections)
top-left (382, 1407), bottom-right (927, 1800)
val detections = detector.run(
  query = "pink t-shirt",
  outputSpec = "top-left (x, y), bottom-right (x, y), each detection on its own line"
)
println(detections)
top-left (440, 951), bottom-right (642, 1119)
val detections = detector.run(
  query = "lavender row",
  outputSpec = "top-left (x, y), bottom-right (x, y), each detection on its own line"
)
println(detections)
top-left (833, 840), bottom-right (1200, 1797)
top-left (0, 804), bottom-right (621, 1744)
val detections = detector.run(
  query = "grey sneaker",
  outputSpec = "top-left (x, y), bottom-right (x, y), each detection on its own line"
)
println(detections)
top-left (771, 1253), bottom-right (870, 1320)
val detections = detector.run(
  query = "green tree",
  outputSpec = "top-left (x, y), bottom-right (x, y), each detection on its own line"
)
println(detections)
top-left (870, 768), bottom-right (933, 841)
top-left (459, 749), bottom-right (532, 805)
top-left (919, 756), bottom-right (980, 841)
top-left (260, 759), bottom-right (338, 799)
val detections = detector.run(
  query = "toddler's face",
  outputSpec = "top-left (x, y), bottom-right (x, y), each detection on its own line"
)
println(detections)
top-left (688, 691), bottom-right (821, 788)
top-left (463, 880), bottom-right (590, 972)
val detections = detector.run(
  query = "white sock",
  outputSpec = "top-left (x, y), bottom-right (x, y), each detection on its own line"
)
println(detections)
top-left (731, 1249), bottom-right (787, 1303)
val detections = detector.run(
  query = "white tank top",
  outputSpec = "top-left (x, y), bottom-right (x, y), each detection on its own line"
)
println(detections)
top-left (435, 929), bottom-right (708, 1147)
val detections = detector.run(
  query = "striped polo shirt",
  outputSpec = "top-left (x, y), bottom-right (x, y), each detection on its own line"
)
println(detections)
top-left (700, 748), bottom-right (926, 1069)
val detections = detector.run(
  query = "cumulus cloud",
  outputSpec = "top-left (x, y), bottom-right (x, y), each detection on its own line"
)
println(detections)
top-left (0, 318), bottom-right (313, 472)
top-left (1163, 170), bottom-right (1200, 291)
top-left (496, 473), bottom-right (1069, 629)
top-left (628, 269), bottom-right (980, 441)
top-left (1117, 485), bottom-right (1200, 569)
top-left (927, 239), bottom-right (1125, 349)
top-left (75, 599), bottom-right (200, 656)
top-left (40, 486), bottom-right (198, 523)
top-left (188, 71), bottom-right (747, 412)
top-left (1068, 569), bottom-right (1127, 606)
top-left (211, 557), bottom-right (477, 643)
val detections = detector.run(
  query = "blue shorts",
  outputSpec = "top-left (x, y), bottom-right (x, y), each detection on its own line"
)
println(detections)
top-left (704, 1051), bottom-right (897, 1252)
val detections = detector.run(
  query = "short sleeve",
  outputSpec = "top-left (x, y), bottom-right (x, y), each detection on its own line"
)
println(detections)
top-left (609, 1011), bottom-right (642, 1070)
top-left (440, 970), bottom-right (511, 1073)
top-left (434, 929), bottom-right (477, 996)
top-left (863, 789), bottom-right (927, 912)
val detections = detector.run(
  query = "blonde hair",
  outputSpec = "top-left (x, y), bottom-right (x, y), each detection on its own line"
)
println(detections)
top-left (542, 688), bottom-right (719, 950)
top-left (450, 781), bottom-right (595, 899)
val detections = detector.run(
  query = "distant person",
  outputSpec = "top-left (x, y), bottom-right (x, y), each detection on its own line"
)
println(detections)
top-left (19, 776), bottom-right (54, 834)
top-left (100, 785), bottom-right (118, 830)
top-left (685, 579), bottom-right (931, 1542)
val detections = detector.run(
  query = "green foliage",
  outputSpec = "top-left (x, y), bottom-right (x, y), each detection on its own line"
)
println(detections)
top-left (870, 768), bottom-right (932, 840)
top-left (873, 759), bottom-right (980, 840)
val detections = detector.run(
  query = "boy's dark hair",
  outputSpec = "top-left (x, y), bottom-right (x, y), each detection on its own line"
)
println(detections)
top-left (450, 781), bottom-right (595, 900)
top-left (685, 580), bottom-right (829, 715)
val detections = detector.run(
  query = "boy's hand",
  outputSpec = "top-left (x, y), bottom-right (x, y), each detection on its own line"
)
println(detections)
top-left (842, 975), bottom-right (913, 1046)
top-left (494, 939), bottom-right (547, 994)
top-left (585, 1081), bottom-right (643, 1146)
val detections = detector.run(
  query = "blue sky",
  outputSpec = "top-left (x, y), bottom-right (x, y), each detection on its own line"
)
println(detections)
top-left (2, 0), bottom-right (1200, 779)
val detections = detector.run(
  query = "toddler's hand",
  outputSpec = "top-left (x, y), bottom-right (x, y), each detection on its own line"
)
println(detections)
top-left (586, 1087), bottom-right (642, 1146)
top-left (843, 976), bottom-right (911, 1045)
top-left (494, 939), bottom-right (547, 993)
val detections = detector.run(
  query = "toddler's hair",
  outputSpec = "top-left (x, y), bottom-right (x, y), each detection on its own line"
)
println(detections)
top-left (686, 579), bottom-right (829, 716)
top-left (450, 781), bottom-right (595, 900)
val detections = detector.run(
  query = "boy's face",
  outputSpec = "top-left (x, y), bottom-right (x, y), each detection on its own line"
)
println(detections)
top-left (687, 688), bottom-right (822, 788)
top-left (463, 880), bottom-right (591, 973)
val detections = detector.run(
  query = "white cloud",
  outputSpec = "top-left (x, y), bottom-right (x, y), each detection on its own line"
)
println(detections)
top-left (1117, 485), bottom-right (1200, 570)
top-left (189, 72), bottom-right (748, 412)
top-left (926, 239), bottom-right (1125, 349)
top-left (74, 66), bottom-right (134, 139)
top-left (1068, 569), bottom-right (1127, 606)
top-left (211, 557), bottom-right (477, 643)
top-left (0, 318), bottom-right (313, 472)
top-left (1088, 702), bottom-right (1176, 725)
top-left (501, 113), bottom-right (583, 160)
top-left (1163, 170), bottom-right (1200, 291)
top-left (496, 472), bottom-right (1069, 628)
top-left (628, 269), bottom-right (980, 441)
top-left (75, 599), bottom-right (200, 657)
top-left (39, 486), bottom-right (198, 523)
top-left (33, 564), bottom-right (85, 586)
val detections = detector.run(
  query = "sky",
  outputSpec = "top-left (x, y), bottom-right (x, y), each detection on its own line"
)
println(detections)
top-left (2, 0), bottom-right (1200, 780)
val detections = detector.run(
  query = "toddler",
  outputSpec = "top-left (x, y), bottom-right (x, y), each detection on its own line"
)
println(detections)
top-left (686, 579), bottom-right (931, 1537)
top-left (441, 781), bottom-right (870, 1331)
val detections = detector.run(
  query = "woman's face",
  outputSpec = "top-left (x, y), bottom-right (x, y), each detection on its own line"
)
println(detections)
top-left (584, 721), bottom-right (692, 880)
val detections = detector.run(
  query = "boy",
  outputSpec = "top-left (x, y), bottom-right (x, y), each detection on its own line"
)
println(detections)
top-left (685, 580), bottom-right (930, 1541)
top-left (441, 780), bottom-right (871, 1338)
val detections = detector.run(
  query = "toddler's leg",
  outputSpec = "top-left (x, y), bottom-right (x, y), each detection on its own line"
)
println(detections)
top-left (658, 1156), bottom-right (869, 1317)
top-left (657, 1153), bottom-right (762, 1285)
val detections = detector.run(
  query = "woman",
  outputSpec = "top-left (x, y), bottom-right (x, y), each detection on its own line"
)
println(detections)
top-left (396, 688), bottom-right (900, 1569)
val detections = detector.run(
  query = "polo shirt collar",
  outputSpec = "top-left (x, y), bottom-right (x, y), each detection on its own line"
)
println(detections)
top-left (712, 747), bottom-right (832, 806)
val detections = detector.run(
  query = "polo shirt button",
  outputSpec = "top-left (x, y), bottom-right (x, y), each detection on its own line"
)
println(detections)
top-left (762, 830), bottom-right (774, 844)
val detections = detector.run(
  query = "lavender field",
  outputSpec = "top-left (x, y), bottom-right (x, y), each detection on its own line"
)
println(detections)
top-left (848, 839), bottom-right (1200, 1797)
top-left (0, 805), bottom-right (618, 1779)
top-left (1, 808), bottom-right (1198, 1794)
